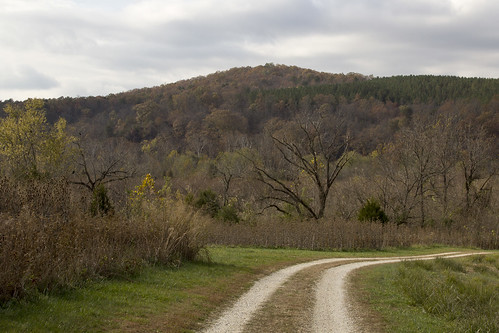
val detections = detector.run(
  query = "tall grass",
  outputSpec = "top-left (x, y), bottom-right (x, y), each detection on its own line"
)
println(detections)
top-left (0, 178), bottom-right (209, 304)
top-left (205, 217), bottom-right (498, 250)
top-left (397, 255), bottom-right (499, 333)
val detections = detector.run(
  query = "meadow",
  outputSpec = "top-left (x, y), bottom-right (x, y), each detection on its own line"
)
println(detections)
top-left (2, 246), bottom-right (491, 332)
top-left (352, 253), bottom-right (499, 333)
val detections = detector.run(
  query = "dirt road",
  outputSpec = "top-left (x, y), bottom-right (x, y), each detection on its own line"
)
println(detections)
top-left (200, 252), bottom-right (486, 333)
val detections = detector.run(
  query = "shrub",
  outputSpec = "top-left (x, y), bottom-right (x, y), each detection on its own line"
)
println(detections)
top-left (90, 184), bottom-right (113, 216)
top-left (194, 189), bottom-right (220, 217)
top-left (217, 204), bottom-right (240, 223)
top-left (357, 198), bottom-right (388, 223)
top-left (0, 176), bottom-right (209, 305)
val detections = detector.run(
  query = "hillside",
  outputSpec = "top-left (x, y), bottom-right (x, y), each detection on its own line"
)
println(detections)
top-left (1, 64), bottom-right (498, 313)
top-left (2, 64), bottom-right (496, 156)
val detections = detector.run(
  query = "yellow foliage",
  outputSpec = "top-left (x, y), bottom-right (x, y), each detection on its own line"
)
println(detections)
top-left (0, 99), bottom-right (76, 178)
top-left (131, 173), bottom-right (157, 199)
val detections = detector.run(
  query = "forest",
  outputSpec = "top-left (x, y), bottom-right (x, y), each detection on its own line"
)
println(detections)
top-left (0, 64), bottom-right (498, 303)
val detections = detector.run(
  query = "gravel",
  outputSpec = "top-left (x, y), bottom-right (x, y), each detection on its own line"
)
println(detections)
top-left (313, 252), bottom-right (486, 333)
top-left (200, 252), bottom-right (483, 333)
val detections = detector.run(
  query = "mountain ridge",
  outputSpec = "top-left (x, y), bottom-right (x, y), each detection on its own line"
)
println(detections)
top-left (0, 64), bottom-right (497, 156)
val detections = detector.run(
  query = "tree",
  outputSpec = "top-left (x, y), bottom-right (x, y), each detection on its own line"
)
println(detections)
top-left (459, 124), bottom-right (496, 214)
top-left (203, 109), bottom-right (249, 152)
top-left (0, 99), bottom-right (75, 179)
top-left (374, 143), bottom-right (417, 225)
top-left (358, 198), bottom-right (388, 223)
top-left (431, 115), bottom-right (460, 219)
top-left (253, 112), bottom-right (351, 219)
top-left (214, 148), bottom-right (252, 206)
top-left (71, 138), bottom-right (134, 193)
top-left (379, 116), bottom-right (445, 227)
top-left (398, 120), bottom-right (438, 227)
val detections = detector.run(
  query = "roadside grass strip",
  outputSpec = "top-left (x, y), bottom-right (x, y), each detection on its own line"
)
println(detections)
top-left (353, 253), bottom-right (499, 333)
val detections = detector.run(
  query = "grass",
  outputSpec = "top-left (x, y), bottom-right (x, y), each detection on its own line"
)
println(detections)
top-left (205, 217), bottom-right (499, 250)
top-left (0, 245), bottom-right (476, 332)
top-left (352, 252), bottom-right (499, 333)
top-left (0, 177), bottom-right (211, 305)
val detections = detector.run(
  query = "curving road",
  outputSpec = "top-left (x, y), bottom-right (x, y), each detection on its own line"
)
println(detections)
top-left (200, 252), bottom-right (486, 333)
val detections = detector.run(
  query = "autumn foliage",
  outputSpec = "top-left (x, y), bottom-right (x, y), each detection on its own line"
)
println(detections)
top-left (0, 65), bottom-right (497, 304)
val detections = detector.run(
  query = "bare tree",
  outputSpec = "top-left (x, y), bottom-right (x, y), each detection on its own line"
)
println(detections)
top-left (431, 115), bottom-right (460, 219)
top-left (253, 113), bottom-right (351, 219)
top-left (214, 149), bottom-right (252, 206)
top-left (70, 139), bottom-right (134, 192)
top-left (375, 116), bottom-right (439, 226)
top-left (459, 124), bottom-right (496, 214)
top-left (398, 120), bottom-right (439, 226)
top-left (375, 144), bottom-right (418, 225)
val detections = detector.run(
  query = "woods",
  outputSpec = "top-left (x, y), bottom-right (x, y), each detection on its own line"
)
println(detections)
top-left (0, 64), bottom-right (497, 303)
top-left (0, 64), bottom-right (497, 226)
top-left (0, 65), bottom-right (497, 225)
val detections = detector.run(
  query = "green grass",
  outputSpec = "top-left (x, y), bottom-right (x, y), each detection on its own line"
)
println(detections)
top-left (0, 260), bottom-right (241, 333)
top-left (355, 253), bottom-right (499, 333)
top-left (0, 245), bottom-right (481, 332)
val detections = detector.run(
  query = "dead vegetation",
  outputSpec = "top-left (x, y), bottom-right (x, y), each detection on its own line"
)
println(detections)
top-left (204, 216), bottom-right (498, 250)
top-left (0, 177), bottom-right (208, 304)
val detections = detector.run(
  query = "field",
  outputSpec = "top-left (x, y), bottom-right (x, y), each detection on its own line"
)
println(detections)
top-left (351, 253), bottom-right (499, 333)
top-left (0, 80), bottom-right (498, 331)
top-left (1, 246), bottom-right (495, 332)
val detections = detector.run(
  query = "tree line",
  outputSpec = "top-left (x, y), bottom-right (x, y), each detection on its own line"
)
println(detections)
top-left (0, 65), bottom-right (497, 228)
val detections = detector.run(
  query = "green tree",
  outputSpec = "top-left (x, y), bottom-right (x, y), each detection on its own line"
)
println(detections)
top-left (90, 183), bottom-right (114, 216)
top-left (0, 99), bottom-right (75, 179)
top-left (358, 198), bottom-right (388, 223)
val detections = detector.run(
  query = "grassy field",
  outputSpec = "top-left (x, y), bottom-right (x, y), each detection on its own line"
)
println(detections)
top-left (0, 245), bottom-right (489, 332)
top-left (352, 253), bottom-right (499, 333)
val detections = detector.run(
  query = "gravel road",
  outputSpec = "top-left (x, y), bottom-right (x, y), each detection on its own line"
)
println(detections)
top-left (200, 252), bottom-right (484, 333)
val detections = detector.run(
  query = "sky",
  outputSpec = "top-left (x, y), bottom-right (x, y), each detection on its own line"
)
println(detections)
top-left (1, 0), bottom-right (498, 101)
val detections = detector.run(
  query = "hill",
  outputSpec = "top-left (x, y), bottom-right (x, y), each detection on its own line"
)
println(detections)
top-left (2, 64), bottom-right (496, 156)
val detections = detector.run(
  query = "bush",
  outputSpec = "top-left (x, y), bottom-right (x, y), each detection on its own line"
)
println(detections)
top-left (217, 204), bottom-right (240, 223)
top-left (90, 184), bottom-right (113, 216)
top-left (358, 198), bottom-right (388, 223)
top-left (194, 189), bottom-right (220, 217)
top-left (0, 177), bottom-right (209, 305)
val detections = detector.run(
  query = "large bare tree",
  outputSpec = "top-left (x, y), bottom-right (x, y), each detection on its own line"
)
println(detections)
top-left (459, 124), bottom-right (496, 214)
top-left (254, 112), bottom-right (351, 219)
top-left (70, 138), bottom-right (134, 193)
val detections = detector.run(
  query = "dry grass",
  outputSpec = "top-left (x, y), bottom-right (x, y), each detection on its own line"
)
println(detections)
top-left (396, 255), bottom-right (499, 333)
top-left (205, 217), bottom-right (498, 250)
top-left (0, 177), bottom-right (209, 304)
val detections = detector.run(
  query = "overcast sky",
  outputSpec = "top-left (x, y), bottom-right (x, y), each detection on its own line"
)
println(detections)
top-left (1, 0), bottom-right (498, 101)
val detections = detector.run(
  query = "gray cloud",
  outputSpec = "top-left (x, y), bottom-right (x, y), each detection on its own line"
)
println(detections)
top-left (0, 0), bottom-right (498, 101)
top-left (0, 66), bottom-right (59, 90)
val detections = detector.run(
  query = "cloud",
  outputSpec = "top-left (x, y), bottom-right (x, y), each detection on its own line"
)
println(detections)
top-left (0, 66), bottom-right (59, 90)
top-left (0, 0), bottom-right (497, 100)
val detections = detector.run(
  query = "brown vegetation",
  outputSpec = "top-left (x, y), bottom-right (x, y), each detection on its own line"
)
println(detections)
top-left (0, 65), bottom-right (497, 305)
top-left (0, 178), bottom-right (208, 304)
top-left (204, 217), bottom-right (498, 250)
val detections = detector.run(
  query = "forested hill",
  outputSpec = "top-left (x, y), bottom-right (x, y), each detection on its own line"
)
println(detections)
top-left (265, 75), bottom-right (499, 105)
top-left (1, 64), bottom-right (498, 155)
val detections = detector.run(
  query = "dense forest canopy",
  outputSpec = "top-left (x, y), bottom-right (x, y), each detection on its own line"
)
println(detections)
top-left (1, 64), bottom-right (497, 154)
top-left (0, 64), bottom-right (497, 221)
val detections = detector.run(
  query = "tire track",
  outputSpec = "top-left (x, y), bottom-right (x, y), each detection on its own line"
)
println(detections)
top-left (200, 252), bottom-right (485, 333)
top-left (312, 252), bottom-right (488, 333)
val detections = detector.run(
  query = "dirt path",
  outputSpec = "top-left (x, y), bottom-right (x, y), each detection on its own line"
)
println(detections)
top-left (200, 252), bottom-right (485, 333)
